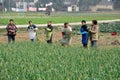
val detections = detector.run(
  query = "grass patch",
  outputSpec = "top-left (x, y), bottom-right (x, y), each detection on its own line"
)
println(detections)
top-left (0, 12), bottom-right (120, 25)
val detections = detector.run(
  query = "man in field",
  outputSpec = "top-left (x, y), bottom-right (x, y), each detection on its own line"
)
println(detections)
top-left (45, 21), bottom-right (53, 44)
top-left (6, 19), bottom-right (17, 43)
top-left (80, 20), bottom-right (89, 48)
top-left (27, 21), bottom-right (38, 42)
top-left (61, 22), bottom-right (72, 46)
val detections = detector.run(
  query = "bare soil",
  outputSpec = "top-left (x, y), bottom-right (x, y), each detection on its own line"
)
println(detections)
top-left (0, 30), bottom-right (120, 48)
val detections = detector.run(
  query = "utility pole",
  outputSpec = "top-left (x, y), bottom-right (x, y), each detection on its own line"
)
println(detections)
top-left (2, 0), bottom-right (4, 12)
top-left (76, 0), bottom-right (80, 5)
top-left (9, 0), bottom-right (10, 11)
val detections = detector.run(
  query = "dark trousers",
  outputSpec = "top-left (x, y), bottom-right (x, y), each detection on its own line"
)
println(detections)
top-left (83, 44), bottom-right (88, 48)
top-left (8, 35), bottom-right (15, 43)
top-left (91, 40), bottom-right (97, 48)
top-left (31, 39), bottom-right (34, 42)
top-left (47, 35), bottom-right (53, 44)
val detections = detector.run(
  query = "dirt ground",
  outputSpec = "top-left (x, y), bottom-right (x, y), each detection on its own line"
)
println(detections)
top-left (0, 30), bottom-right (120, 48)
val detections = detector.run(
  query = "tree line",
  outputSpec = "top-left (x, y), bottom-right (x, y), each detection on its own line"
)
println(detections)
top-left (2, 0), bottom-right (120, 11)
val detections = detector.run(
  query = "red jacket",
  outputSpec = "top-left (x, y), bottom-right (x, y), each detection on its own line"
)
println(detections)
top-left (6, 23), bottom-right (17, 35)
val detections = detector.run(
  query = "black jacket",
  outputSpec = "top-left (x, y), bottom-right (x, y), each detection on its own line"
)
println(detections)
top-left (81, 25), bottom-right (88, 32)
top-left (46, 25), bottom-right (53, 32)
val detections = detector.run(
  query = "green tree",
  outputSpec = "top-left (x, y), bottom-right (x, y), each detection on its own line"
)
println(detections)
top-left (113, 0), bottom-right (120, 10)
top-left (78, 0), bottom-right (101, 10)
top-left (52, 0), bottom-right (64, 11)
top-left (3, 0), bottom-right (16, 11)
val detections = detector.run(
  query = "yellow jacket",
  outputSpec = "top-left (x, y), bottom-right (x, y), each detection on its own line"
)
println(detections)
top-left (45, 27), bottom-right (53, 40)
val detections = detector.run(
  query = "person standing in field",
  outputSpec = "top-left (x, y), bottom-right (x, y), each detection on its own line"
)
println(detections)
top-left (6, 19), bottom-right (17, 43)
top-left (89, 20), bottom-right (99, 48)
top-left (80, 20), bottom-right (89, 48)
top-left (45, 21), bottom-right (53, 44)
top-left (61, 22), bottom-right (72, 46)
top-left (27, 21), bottom-right (38, 42)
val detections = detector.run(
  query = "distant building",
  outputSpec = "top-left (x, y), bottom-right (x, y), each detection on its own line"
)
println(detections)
top-left (15, 0), bottom-right (38, 12)
top-left (64, 0), bottom-right (79, 12)
top-left (90, 0), bottom-right (114, 12)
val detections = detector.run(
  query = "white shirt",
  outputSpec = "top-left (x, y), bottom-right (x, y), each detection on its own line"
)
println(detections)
top-left (28, 25), bottom-right (38, 39)
top-left (62, 26), bottom-right (72, 32)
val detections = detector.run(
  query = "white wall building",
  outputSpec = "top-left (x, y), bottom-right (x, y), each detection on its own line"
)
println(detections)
top-left (64, 0), bottom-right (79, 12)
top-left (15, 0), bottom-right (38, 12)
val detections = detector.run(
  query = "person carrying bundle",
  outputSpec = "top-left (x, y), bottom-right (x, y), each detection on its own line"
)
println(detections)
top-left (27, 21), bottom-right (38, 42)
top-left (61, 22), bottom-right (72, 46)
top-left (45, 21), bottom-right (53, 44)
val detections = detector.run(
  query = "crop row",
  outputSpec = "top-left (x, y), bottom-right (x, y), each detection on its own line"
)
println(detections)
top-left (72, 22), bottom-right (120, 35)
top-left (0, 42), bottom-right (119, 80)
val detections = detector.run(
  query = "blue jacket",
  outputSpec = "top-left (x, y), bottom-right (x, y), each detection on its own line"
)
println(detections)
top-left (80, 25), bottom-right (88, 44)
